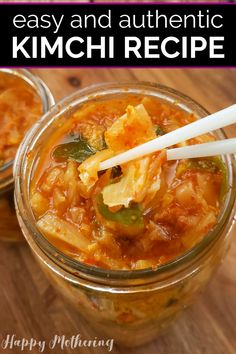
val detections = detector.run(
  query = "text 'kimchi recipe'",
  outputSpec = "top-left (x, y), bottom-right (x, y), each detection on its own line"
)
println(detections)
top-left (30, 94), bottom-right (227, 270)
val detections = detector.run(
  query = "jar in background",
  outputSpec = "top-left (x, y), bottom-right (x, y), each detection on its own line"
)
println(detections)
top-left (0, 69), bottom-right (54, 241)
top-left (14, 83), bottom-right (236, 345)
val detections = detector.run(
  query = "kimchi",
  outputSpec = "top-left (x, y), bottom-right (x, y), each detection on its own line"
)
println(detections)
top-left (0, 71), bottom-right (43, 167)
top-left (30, 94), bottom-right (227, 270)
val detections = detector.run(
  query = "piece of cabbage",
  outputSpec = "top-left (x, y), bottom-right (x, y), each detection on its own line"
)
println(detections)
top-left (102, 151), bottom-right (166, 208)
top-left (37, 212), bottom-right (90, 253)
top-left (101, 104), bottom-right (164, 207)
top-left (105, 104), bottom-right (156, 152)
top-left (78, 149), bottom-right (113, 191)
top-left (79, 104), bottom-right (165, 206)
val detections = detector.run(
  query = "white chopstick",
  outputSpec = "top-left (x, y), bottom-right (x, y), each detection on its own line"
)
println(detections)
top-left (167, 138), bottom-right (236, 160)
top-left (98, 104), bottom-right (236, 171)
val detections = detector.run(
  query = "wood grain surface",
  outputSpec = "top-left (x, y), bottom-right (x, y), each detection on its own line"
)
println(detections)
top-left (0, 68), bottom-right (236, 354)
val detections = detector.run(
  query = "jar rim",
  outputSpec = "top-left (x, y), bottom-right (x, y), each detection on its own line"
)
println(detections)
top-left (0, 68), bottom-right (55, 192)
top-left (14, 81), bottom-right (236, 283)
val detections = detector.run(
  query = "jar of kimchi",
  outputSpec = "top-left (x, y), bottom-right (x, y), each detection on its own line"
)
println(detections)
top-left (0, 69), bottom-right (54, 241)
top-left (14, 83), bottom-right (236, 345)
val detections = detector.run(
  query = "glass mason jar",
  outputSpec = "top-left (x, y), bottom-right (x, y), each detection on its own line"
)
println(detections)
top-left (0, 69), bottom-right (55, 241)
top-left (14, 83), bottom-right (236, 346)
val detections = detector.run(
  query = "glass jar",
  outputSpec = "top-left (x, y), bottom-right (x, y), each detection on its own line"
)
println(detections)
top-left (0, 69), bottom-right (54, 241)
top-left (14, 83), bottom-right (236, 346)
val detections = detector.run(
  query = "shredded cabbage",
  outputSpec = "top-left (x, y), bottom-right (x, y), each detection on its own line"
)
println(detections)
top-left (105, 104), bottom-right (156, 152)
top-left (79, 104), bottom-right (166, 206)
top-left (78, 149), bottom-right (113, 190)
top-left (102, 152), bottom-right (166, 208)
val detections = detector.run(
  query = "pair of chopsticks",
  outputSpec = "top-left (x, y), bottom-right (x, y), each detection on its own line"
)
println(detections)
top-left (99, 104), bottom-right (236, 171)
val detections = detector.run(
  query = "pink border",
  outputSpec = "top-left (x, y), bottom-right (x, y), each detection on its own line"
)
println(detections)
top-left (0, 2), bottom-right (236, 5)
top-left (1, 66), bottom-right (236, 69)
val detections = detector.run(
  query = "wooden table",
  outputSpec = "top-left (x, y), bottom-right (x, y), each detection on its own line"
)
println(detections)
top-left (1, 68), bottom-right (236, 354)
